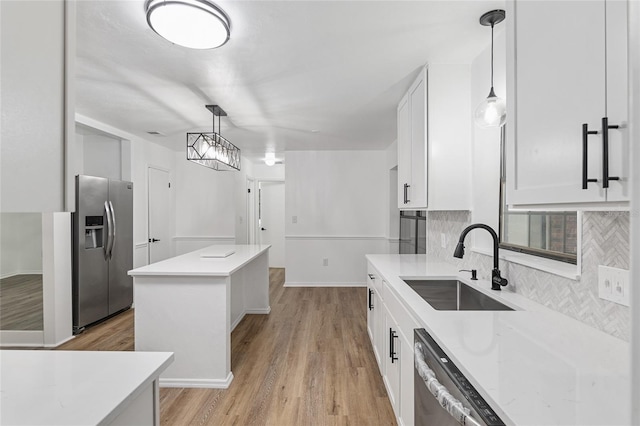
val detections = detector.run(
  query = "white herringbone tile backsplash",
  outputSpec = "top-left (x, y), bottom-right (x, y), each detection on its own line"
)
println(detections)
top-left (427, 211), bottom-right (630, 341)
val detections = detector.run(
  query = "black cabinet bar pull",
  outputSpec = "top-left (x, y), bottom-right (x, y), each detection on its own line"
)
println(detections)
top-left (602, 117), bottom-right (620, 188)
top-left (390, 328), bottom-right (399, 363)
top-left (403, 183), bottom-right (410, 204)
top-left (368, 273), bottom-right (375, 280)
top-left (368, 289), bottom-right (374, 310)
top-left (582, 123), bottom-right (598, 189)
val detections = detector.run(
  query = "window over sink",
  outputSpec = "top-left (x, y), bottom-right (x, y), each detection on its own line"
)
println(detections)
top-left (499, 126), bottom-right (578, 264)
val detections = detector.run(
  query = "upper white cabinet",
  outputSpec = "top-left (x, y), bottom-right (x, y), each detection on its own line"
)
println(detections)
top-left (397, 64), bottom-right (471, 210)
top-left (506, 0), bottom-right (629, 207)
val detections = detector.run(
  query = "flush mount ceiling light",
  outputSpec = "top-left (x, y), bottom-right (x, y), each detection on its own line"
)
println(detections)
top-left (145, 0), bottom-right (231, 49)
top-left (187, 105), bottom-right (241, 171)
top-left (264, 153), bottom-right (276, 167)
top-left (474, 9), bottom-right (506, 128)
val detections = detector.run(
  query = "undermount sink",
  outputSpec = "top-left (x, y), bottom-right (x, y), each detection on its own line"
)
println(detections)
top-left (403, 279), bottom-right (514, 311)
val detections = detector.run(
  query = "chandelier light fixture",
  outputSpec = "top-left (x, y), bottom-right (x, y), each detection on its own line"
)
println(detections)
top-left (474, 9), bottom-right (507, 128)
top-left (187, 105), bottom-right (241, 171)
top-left (145, 0), bottom-right (231, 49)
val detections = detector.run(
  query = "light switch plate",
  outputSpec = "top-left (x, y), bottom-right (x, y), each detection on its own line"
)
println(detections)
top-left (598, 265), bottom-right (630, 307)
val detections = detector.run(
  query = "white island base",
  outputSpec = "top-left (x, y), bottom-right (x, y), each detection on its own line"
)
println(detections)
top-left (129, 245), bottom-right (270, 389)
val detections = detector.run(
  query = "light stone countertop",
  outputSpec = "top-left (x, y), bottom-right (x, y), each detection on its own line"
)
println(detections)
top-left (128, 244), bottom-right (271, 277)
top-left (0, 350), bottom-right (174, 425)
top-left (366, 254), bottom-right (630, 426)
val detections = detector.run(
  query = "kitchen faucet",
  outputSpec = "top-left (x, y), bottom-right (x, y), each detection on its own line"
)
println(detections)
top-left (453, 223), bottom-right (508, 291)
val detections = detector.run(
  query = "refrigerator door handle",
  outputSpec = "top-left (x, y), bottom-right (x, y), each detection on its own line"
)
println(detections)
top-left (104, 201), bottom-right (112, 260)
top-left (108, 200), bottom-right (116, 259)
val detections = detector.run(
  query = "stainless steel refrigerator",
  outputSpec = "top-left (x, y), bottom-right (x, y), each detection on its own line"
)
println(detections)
top-left (72, 175), bottom-right (133, 334)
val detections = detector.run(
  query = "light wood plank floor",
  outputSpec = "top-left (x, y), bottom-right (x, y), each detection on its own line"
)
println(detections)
top-left (0, 274), bottom-right (44, 330)
top-left (57, 268), bottom-right (396, 425)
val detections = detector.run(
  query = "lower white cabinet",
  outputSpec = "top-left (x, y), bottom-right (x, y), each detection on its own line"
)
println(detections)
top-left (383, 305), bottom-right (401, 411)
top-left (366, 263), bottom-right (419, 426)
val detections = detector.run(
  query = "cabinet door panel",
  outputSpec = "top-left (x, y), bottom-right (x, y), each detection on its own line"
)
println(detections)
top-left (508, 0), bottom-right (606, 205)
top-left (605, 0), bottom-right (629, 202)
top-left (383, 309), bottom-right (400, 414)
top-left (409, 75), bottom-right (427, 208)
top-left (397, 95), bottom-right (411, 208)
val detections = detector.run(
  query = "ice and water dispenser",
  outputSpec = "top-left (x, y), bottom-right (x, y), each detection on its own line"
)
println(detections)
top-left (84, 216), bottom-right (104, 249)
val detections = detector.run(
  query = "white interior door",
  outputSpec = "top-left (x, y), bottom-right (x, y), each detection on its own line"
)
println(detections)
top-left (247, 177), bottom-right (256, 244)
top-left (148, 167), bottom-right (172, 264)
top-left (259, 181), bottom-right (284, 267)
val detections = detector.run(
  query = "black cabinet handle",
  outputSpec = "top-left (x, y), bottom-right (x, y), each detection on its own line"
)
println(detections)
top-left (403, 183), bottom-right (410, 204)
top-left (602, 117), bottom-right (620, 189)
top-left (582, 123), bottom-right (598, 189)
top-left (367, 273), bottom-right (375, 280)
top-left (368, 289), bottom-right (374, 310)
top-left (389, 328), bottom-right (399, 363)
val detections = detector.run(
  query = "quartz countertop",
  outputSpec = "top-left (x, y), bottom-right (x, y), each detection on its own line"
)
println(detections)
top-left (366, 254), bottom-right (631, 426)
top-left (128, 244), bottom-right (270, 277)
top-left (0, 350), bottom-right (174, 425)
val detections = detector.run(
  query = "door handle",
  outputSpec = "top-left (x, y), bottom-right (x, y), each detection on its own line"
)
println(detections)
top-left (602, 117), bottom-right (620, 188)
top-left (582, 123), bottom-right (598, 189)
top-left (149, 238), bottom-right (160, 243)
top-left (403, 183), bottom-right (410, 204)
top-left (390, 328), bottom-right (399, 363)
top-left (108, 201), bottom-right (116, 259)
top-left (261, 227), bottom-right (267, 231)
top-left (104, 201), bottom-right (112, 261)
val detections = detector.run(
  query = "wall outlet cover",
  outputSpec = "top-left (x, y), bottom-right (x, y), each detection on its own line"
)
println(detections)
top-left (598, 265), bottom-right (630, 307)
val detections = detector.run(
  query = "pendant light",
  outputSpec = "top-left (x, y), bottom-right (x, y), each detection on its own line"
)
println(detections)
top-left (145, 0), bottom-right (231, 50)
top-left (187, 105), bottom-right (241, 171)
top-left (474, 9), bottom-right (506, 128)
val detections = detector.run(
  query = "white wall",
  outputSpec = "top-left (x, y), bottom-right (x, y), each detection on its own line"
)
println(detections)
top-left (83, 134), bottom-right (122, 180)
top-left (173, 153), bottom-right (237, 254)
top-left (0, 213), bottom-right (43, 278)
top-left (386, 141), bottom-right (400, 253)
top-left (0, 0), bottom-right (66, 212)
top-left (285, 150), bottom-right (388, 286)
top-left (470, 30), bottom-right (506, 251)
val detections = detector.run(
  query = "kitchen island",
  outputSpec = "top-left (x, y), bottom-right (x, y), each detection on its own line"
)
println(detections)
top-left (367, 254), bottom-right (630, 426)
top-left (0, 350), bottom-right (173, 425)
top-left (129, 244), bottom-right (270, 389)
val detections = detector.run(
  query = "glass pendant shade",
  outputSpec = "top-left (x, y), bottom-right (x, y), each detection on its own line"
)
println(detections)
top-left (145, 0), bottom-right (230, 49)
top-left (474, 88), bottom-right (507, 128)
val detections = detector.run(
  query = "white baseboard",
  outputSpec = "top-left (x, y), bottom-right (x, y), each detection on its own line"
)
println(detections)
top-left (44, 335), bottom-right (75, 348)
top-left (160, 372), bottom-right (234, 389)
top-left (284, 282), bottom-right (366, 288)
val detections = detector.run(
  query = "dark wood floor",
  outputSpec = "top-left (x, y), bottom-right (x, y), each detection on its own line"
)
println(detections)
top-left (57, 268), bottom-right (396, 425)
top-left (0, 274), bottom-right (43, 330)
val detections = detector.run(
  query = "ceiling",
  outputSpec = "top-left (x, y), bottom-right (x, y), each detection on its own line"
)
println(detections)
top-left (75, 0), bottom-right (505, 162)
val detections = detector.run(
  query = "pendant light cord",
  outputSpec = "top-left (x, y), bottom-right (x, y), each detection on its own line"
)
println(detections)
top-left (490, 22), bottom-right (495, 89)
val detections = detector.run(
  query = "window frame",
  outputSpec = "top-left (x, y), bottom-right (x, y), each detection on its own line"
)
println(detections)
top-left (498, 126), bottom-right (578, 265)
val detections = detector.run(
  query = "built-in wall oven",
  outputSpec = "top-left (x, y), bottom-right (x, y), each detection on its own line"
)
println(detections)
top-left (414, 328), bottom-right (505, 426)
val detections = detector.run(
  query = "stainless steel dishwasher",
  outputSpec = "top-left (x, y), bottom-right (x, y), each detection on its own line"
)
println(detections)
top-left (414, 328), bottom-right (505, 426)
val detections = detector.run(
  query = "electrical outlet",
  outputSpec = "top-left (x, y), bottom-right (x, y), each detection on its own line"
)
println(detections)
top-left (292, 216), bottom-right (298, 224)
top-left (323, 258), bottom-right (329, 267)
top-left (441, 233), bottom-right (447, 248)
top-left (598, 265), bottom-right (630, 306)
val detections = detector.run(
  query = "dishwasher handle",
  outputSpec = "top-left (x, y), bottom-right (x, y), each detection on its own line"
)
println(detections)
top-left (414, 342), bottom-right (482, 426)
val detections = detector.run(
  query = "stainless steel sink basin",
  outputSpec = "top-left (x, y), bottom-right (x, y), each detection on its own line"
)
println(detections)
top-left (404, 279), bottom-right (514, 311)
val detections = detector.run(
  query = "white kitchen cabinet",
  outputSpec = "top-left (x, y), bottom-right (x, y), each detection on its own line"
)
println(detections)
top-left (397, 69), bottom-right (427, 209)
top-left (383, 304), bottom-right (401, 415)
top-left (367, 262), bottom-right (420, 426)
top-left (366, 269), bottom-right (383, 367)
top-left (397, 64), bottom-right (471, 210)
top-left (506, 0), bottom-right (629, 207)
